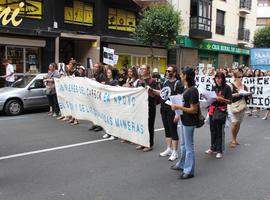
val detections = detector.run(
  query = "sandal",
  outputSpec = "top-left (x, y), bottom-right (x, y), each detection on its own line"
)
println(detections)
top-left (70, 121), bottom-right (79, 125)
top-left (230, 142), bottom-right (238, 148)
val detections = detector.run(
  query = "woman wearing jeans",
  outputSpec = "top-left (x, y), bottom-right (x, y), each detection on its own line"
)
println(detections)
top-left (170, 66), bottom-right (199, 179)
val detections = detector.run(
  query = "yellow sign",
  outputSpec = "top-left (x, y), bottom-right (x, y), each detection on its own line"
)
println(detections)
top-left (64, 0), bottom-right (93, 26)
top-left (108, 8), bottom-right (136, 32)
top-left (0, 2), bottom-right (24, 26)
top-left (0, 0), bottom-right (43, 20)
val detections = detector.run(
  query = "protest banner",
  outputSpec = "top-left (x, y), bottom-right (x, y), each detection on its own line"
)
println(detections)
top-left (55, 76), bottom-right (150, 147)
top-left (103, 47), bottom-right (115, 65)
top-left (195, 76), bottom-right (270, 108)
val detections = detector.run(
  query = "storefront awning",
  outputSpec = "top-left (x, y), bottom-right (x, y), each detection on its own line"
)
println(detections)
top-left (0, 36), bottom-right (46, 47)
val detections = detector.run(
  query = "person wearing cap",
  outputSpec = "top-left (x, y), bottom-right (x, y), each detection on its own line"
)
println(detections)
top-left (170, 66), bottom-right (199, 179)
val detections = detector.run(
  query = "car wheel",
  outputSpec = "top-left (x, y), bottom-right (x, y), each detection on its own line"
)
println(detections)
top-left (4, 99), bottom-right (23, 116)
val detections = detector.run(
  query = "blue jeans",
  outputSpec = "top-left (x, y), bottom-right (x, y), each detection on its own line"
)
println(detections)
top-left (176, 124), bottom-right (195, 175)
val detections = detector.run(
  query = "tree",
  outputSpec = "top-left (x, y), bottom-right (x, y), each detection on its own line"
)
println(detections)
top-left (253, 25), bottom-right (270, 48)
top-left (133, 4), bottom-right (182, 65)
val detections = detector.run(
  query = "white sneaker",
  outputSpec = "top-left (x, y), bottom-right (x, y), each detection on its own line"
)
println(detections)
top-left (205, 149), bottom-right (217, 155)
top-left (216, 153), bottom-right (223, 159)
top-left (159, 148), bottom-right (172, 157)
top-left (262, 117), bottom-right (267, 120)
top-left (102, 134), bottom-right (110, 139)
top-left (109, 136), bottom-right (116, 140)
top-left (168, 151), bottom-right (178, 161)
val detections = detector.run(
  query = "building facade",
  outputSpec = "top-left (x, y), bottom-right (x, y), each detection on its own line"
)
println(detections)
top-left (0, 0), bottom-right (168, 83)
top-left (170, 0), bottom-right (257, 69)
top-left (256, 0), bottom-right (270, 27)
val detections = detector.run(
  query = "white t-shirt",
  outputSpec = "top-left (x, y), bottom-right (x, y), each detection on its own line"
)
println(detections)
top-left (6, 64), bottom-right (15, 82)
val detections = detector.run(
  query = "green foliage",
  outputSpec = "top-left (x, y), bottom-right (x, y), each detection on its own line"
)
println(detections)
top-left (133, 4), bottom-right (182, 49)
top-left (254, 26), bottom-right (270, 48)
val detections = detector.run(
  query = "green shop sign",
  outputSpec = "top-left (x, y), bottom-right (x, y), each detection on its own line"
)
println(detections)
top-left (176, 36), bottom-right (250, 55)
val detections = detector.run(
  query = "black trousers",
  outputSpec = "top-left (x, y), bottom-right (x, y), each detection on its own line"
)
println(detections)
top-left (161, 108), bottom-right (178, 140)
top-left (209, 116), bottom-right (225, 153)
top-left (47, 94), bottom-right (60, 114)
top-left (149, 106), bottom-right (156, 147)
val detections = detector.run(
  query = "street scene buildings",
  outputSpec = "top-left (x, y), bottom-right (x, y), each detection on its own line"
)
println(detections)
top-left (0, 1), bottom-right (270, 200)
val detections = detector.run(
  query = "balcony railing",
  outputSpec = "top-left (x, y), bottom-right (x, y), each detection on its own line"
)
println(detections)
top-left (190, 16), bottom-right (211, 32)
top-left (238, 28), bottom-right (250, 42)
top-left (240, 0), bottom-right (251, 10)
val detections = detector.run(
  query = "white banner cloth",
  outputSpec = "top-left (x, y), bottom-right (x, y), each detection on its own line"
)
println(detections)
top-left (55, 77), bottom-right (150, 147)
top-left (196, 76), bottom-right (270, 108)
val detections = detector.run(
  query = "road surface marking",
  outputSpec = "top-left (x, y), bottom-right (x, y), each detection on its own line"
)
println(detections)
top-left (0, 138), bottom-right (114, 161)
top-left (0, 127), bottom-right (165, 161)
top-left (0, 116), bottom-right (27, 121)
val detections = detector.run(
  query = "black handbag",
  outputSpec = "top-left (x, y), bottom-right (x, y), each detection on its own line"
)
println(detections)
top-left (212, 108), bottom-right (227, 123)
top-left (196, 105), bottom-right (205, 128)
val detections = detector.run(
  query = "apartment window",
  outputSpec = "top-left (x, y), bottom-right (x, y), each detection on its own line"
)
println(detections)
top-left (64, 0), bottom-right (93, 26)
top-left (257, 0), bottom-right (270, 6)
top-left (239, 17), bottom-right (245, 29)
top-left (108, 8), bottom-right (136, 32)
top-left (190, 0), bottom-right (212, 31)
top-left (257, 18), bottom-right (270, 26)
top-left (216, 9), bottom-right (225, 35)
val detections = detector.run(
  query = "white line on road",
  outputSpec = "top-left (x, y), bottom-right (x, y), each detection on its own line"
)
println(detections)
top-left (0, 116), bottom-right (28, 121)
top-left (0, 127), bottom-right (165, 161)
top-left (0, 138), bottom-right (113, 161)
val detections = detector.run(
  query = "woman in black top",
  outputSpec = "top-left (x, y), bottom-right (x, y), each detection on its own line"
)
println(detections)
top-left (205, 72), bottom-right (232, 159)
top-left (135, 64), bottom-right (159, 152)
top-left (152, 65), bottom-right (184, 161)
top-left (102, 67), bottom-right (119, 139)
top-left (170, 66), bottom-right (199, 179)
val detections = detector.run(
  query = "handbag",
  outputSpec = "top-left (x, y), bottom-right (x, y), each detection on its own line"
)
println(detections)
top-left (196, 104), bottom-right (205, 128)
top-left (230, 98), bottom-right (247, 113)
top-left (44, 85), bottom-right (55, 95)
top-left (212, 108), bottom-right (227, 123)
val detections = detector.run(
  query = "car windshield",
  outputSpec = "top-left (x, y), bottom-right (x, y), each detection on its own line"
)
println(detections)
top-left (12, 76), bottom-right (36, 88)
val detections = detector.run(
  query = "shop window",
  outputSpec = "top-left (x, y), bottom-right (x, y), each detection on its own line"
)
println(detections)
top-left (108, 8), bottom-right (136, 32)
top-left (6, 46), bottom-right (24, 73)
top-left (64, 0), bottom-right (93, 26)
top-left (0, 0), bottom-right (43, 19)
top-left (26, 48), bottom-right (40, 73)
top-left (147, 57), bottom-right (167, 74)
top-left (5, 46), bottom-right (40, 74)
top-left (115, 55), bottom-right (131, 70)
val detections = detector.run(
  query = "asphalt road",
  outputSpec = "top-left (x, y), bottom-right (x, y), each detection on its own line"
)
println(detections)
top-left (0, 108), bottom-right (270, 200)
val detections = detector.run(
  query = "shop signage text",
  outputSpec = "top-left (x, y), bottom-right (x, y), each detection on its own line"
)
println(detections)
top-left (176, 36), bottom-right (250, 55)
top-left (0, 2), bottom-right (24, 27)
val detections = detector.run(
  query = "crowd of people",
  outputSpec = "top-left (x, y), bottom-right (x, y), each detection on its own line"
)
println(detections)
top-left (43, 59), bottom-right (270, 180)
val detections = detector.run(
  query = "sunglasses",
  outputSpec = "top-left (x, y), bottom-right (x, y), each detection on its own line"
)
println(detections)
top-left (166, 70), bottom-right (173, 73)
top-left (237, 76), bottom-right (243, 78)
